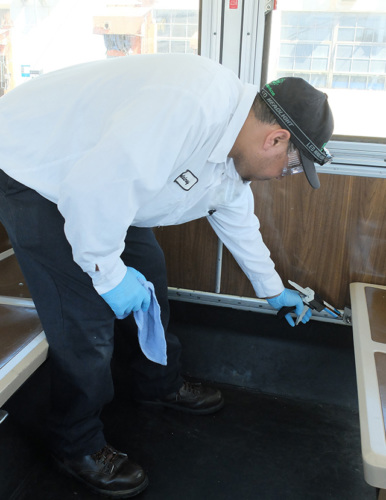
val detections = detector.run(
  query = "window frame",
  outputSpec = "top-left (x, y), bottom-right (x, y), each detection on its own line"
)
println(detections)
top-left (200, 0), bottom-right (222, 62)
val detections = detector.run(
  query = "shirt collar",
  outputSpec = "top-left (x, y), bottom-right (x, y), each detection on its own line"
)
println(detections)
top-left (208, 83), bottom-right (258, 164)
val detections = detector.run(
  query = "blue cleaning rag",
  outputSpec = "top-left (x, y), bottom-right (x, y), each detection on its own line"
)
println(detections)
top-left (133, 280), bottom-right (167, 366)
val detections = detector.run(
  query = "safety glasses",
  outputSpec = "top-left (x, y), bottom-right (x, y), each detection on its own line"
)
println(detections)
top-left (282, 144), bottom-right (333, 177)
top-left (281, 144), bottom-right (303, 177)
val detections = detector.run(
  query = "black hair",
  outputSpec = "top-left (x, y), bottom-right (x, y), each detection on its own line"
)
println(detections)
top-left (252, 92), bottom-right (295, 153)
top-left (251, 92), bottom-right (278, 126)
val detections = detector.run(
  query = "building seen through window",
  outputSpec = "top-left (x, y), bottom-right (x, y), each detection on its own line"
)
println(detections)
top-left (0, 0), bottom-right (199, 93)
top-left (266, 0), bottom-right (386, 139)
top-left (276, 11), bottom-right (386, 91)
top-left (1, 0), bottom-right (384, 141)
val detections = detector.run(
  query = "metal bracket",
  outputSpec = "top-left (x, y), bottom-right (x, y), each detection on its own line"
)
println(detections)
top-left (343, 307), bottom-right (352, 326)
top-left (265, 0), bottom-right (275, 14)
top-left (168, 287), bottom-right (351, 326)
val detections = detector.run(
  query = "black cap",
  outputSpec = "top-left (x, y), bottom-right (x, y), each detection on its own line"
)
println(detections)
top-left (259, 77), bottom-right (334, 189)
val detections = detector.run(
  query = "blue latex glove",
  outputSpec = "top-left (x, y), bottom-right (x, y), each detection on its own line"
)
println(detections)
top-left (267, 288), bottom-right (312, 327)
top-left (101, 267), bottom-right (151, 319)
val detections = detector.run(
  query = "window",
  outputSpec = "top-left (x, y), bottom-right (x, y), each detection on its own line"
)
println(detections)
top-left (1, 0), bottom-right (200, 93)
top-left (153, 8), bottom-right (199, 55)
top-left (265, 1), bottom-right (386, 141)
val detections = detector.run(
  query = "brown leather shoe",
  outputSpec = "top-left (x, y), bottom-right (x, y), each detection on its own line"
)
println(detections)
top-left (53, 444), bottom-right (148, 498)
top-left (139, 381), bottom-right (224, 415)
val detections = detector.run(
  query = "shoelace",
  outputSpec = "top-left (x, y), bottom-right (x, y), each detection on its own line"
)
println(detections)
top-left (178, 381), bottom-right (202, 398)
top-left (92, 445), bottom-right (120, 474)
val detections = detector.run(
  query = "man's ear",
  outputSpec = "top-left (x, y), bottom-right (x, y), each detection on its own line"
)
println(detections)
top-left (263, 128), bottom-right (291, 151)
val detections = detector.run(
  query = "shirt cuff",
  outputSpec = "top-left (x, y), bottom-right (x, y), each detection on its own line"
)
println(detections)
top-left (89, 258), bottom-right (127, 295)
top-left (251, 273), bottom-right (285, 298)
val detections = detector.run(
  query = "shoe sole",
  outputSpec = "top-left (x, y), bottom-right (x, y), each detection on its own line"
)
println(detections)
top-left (53, 456), bottom-right (149, 498)
top-left (138, 397), bottom-right (225, 415)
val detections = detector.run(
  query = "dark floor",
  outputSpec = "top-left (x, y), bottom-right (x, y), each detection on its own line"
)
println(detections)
top-left (0, 301), bottom-right (376, 500)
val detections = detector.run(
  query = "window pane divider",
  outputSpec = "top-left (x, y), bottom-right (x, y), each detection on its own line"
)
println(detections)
top-left (200, 0), bottom-right (222, 62)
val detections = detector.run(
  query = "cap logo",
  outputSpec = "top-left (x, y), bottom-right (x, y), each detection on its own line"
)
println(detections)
top-left (266, 78), bottom-right (286, 96)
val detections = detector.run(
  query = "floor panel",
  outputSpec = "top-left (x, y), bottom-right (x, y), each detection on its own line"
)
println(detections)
top-left (0, 303), bottom-right (375, 499)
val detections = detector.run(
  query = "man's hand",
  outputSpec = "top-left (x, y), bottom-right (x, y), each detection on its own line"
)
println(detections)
top-left (267, 288), bottom-right (312, 327)
top-left (101, 267), bottom-right (151, 319)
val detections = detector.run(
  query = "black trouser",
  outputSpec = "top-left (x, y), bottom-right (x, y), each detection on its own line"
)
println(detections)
top-left (0, 169), bottom-right (183, 458)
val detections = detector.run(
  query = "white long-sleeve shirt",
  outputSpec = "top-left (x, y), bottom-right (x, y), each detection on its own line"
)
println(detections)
top-left (0, 54), bottom-right (284, 298)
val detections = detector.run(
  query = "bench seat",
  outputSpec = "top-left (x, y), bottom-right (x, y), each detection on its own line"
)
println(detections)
top-left (350, 282), bottom-right (386, 490)
top-left (0, 301), bottom-right (47, 407)
top-left (0, 249), bottom-right (47, 411)
top-left (0, 252), bottom-right (32, 298)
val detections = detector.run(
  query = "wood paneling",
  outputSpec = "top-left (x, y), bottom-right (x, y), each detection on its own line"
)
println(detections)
top-left (154, 219), bottom-right (219, 292)
top-left (0, 223), bottom-right (10, 253)
top-left (245, 173), bottom-right (386, 308)
top-left (156, 174), bottom-right (386, 309)
top-left (0, 254), bottom-right (31, 298)
top-left (1, 173), bottom-right (384, 309)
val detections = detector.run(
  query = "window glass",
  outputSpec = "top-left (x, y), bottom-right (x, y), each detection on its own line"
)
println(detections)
top-left (265, 0), bottom-right (386, 140)
top-left (0, 0), bottom-right (199, 95)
